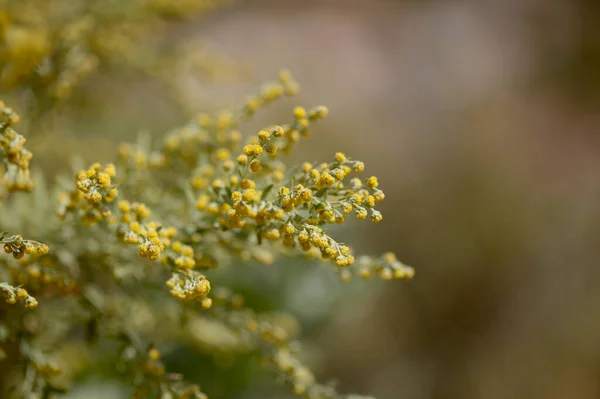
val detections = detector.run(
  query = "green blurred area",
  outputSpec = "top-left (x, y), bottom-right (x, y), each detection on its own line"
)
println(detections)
top-left (6, 0), bottom-right (600, 398)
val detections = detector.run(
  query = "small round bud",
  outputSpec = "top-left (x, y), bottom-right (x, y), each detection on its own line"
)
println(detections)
top-left (367, 176), bottom-right (379, 188)
top-left (249, 159), bottom-right (262, 173)
top-left (370, 210), bottom-right (382, 223)
top-left (293, 106), bottom-right (306, 119)
top-left (25, 297), bottom-right (38, 309)
top-left (271, 126), bottom-right (284, 137)
top-left (354, 161), bottom-right (365, 172)
top-left (243, 144), bottom-right (263, 157)
top-left (16, 288), bottom-right (28, 301)
top-left (201, 298), bottom-right (212, 309)
top-left (148, 348), bottom-right (161, 361)
top-left (257, 130), bottom-right (270, 143)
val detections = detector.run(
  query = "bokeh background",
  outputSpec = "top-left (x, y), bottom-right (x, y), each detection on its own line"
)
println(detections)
top-left (7, 0), bottom-right (600, 398)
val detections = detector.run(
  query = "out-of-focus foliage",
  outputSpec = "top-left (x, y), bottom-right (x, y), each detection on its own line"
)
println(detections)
top-left (0, 0), bottom-right (222, 102)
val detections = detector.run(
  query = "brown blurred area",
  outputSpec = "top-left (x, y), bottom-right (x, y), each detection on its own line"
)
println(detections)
top-left (191, 0), bottom-right (600, 398)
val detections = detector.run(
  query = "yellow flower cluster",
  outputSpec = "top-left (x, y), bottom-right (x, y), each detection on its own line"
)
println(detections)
top-left (0, 281), bottom-right (38, 308)
top-left (117, 200), bottom-right (166, 262)
top-left (58, 163), bottom-right (118, 225)
top-left (0, 101), bottom-right (34, 191)
top-left (118, 142), bottom-right (166, 171)
top-left (1, 233), bottom-right (48, 259)
top-left (75, 163), bottom-right (117, 201)
top-left (59, 162), bottom-right (210, 299)
top-left (117, 200), bottom-right (199, 268)
top-left (278, 104), bottom-right (329, 154)
top-left (339, 252), bottom-right (415, 283)
top-left (0, 0), bottom-right (221, 101)
top-left (244, 70), bottom-right (299, 117)
top-left (272, 347), bottom-right (317, 396)
top-left (0, 71), bottom-right (413, 399)
top-left (166, 270), bottom-right (211, 301)
top-left (186, 132), bottom-right (392, 275)
top-left (207, 288), bottom-right (375, 399)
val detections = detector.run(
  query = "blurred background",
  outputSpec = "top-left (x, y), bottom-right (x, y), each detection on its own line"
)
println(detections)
top-left (7, 0), bottom-right (600, 398)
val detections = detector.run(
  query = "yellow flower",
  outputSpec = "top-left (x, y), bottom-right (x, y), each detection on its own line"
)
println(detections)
top-left (360, 268), bottom-right (372, 279)
top-left (332, 169), bottom-right (345, 181)
top-left (354, 162), bottom-right (365, 172)
top-left (181, 246), bottom-right (193, 257)
top-left (265, 143), bottom-right (277, 155)
top-left (201, 298), bottom-right (212, 309)
top-left (300, 189), bottom-right (312, 202)
top-left (309, 105), bottom-right (329, 119)
top-left (249, 159), bottom-right (262, 173)
top-left (370, 210), bottom-right (382, 223)
top-left (341, 202), bottom-right (353, 214)
top-left (104, 163), bottom-right (116, 177)
top-left (245, 96), bottom-right (262, 113)
top-left (37, 244), bottom-right (49, 255)
top-left (316, 173), bottom-right (335, 188)
top-left (297, 118), bottom-right (309, 129)
top-left (367, 176), bottom-right (379, 188)
top-left (90, 191), bottom-right (102, 203)
top-left (237, 154), bottom-right (248, 165)
top-left (214, 148), bottom-right (231, 161)
top-left (148, 348), bottom-right (161, 361)
top-left (16, 288), bottom-right (28, 300)
top-left (272, 126), bottom-right (284, 137)
top-left (172, 241), bottom-right (182, 252)
top-left (25, 297), bottom-right (38, 309)
top-left (283, 223), bottom-right (295, 235)
top-left (212, 179), bottom-right (225, 190)
top-left (97, 172), bottom-right (111, 188)
top-left (264, 229), bottom-right (280, 240)
top-left (243, 144), bottom-right (263, 157)
top-left (355, 209), bottom-right (368, 220)
top-left (257, 130), bottom-right (270, 143)
top-left (196, 195), bottom-right (209, 211)
top-left (135, 203), bottom-right (151, 219)
top-left (240, 179), bottom-right (256, 189)
top-left (231, 191), bottom-right (242, 202)
top-left (293, 106), bottom-right (306, 119)
top-left (242, 189), bottom-right (257, 203)
top-left (380, 268), bottom-right (393, 280)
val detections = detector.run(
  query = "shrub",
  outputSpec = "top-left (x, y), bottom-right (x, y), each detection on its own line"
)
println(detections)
top-left (0, 2), bottom-right (413, 398)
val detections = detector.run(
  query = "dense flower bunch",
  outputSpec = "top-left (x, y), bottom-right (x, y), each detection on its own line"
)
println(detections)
top-left (0, 70), bottom-right (413, 397)
top-left (0, 102), bottom-right (34, 191)
top-left (0, 3), bottom-right (414, 399)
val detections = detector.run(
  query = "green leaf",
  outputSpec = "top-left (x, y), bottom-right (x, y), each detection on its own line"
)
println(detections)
top-left (315, 187), bottom-right (328, 198)
top-left (262, 184), bottom-right (274, 199)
